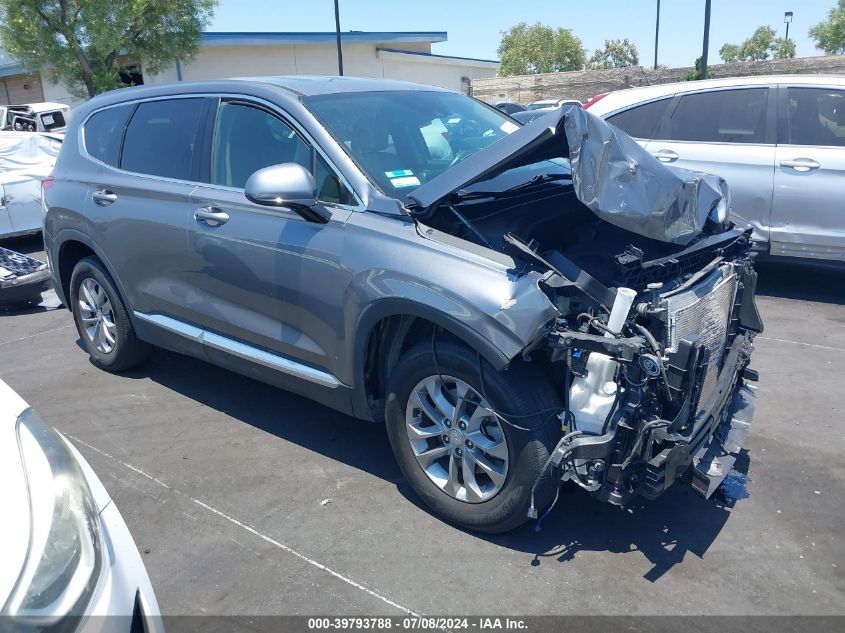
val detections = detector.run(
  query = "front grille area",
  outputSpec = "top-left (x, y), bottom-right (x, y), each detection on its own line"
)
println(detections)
top-left (664, 266), bottom-right (738, 412)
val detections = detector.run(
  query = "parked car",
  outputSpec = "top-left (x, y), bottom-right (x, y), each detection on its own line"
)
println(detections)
top-left (44, 77), bottom-right (761, 533)
top-left (586, 75), bottom-right (845, 263)
top-left (0, 132), bottom-right (62, 238)
top-left (527, 98), bottom-right (582, 110)
top-left (0, 102), bottom-right (70, 134)
top-left (0, 379), bottom-right (162, 630)
top-left (494, 101), bottom-right (526, 115)
top-left (511, 107), bottom-right (563, 124)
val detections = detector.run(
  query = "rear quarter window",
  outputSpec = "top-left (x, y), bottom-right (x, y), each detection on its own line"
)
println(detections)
top-left (606, 98), bottom-right (672, 140)
top-left (83, 104), bottom-right (133, 167)
top-left (121, 98), bottom-right (206, 179)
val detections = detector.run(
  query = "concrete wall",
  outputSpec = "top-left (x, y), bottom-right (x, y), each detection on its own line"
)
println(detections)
top-left (471, 54), bottom-right (845, 104)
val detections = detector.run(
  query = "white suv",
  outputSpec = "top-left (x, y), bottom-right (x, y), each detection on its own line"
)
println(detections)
top-left (587, 75), bottom-right (845, 263)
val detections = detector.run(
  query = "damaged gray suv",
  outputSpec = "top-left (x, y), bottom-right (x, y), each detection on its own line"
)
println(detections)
top-left (44, 77), bottom-right (763, 533)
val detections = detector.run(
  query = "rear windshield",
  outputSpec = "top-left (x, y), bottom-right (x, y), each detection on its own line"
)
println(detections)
top-left (39, 110), bottom-right (66, 131)
top-left (303, 91), bottom-right (519, 199)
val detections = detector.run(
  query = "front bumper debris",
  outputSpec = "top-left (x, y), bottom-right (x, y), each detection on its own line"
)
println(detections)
top-left (0, 247), bottom-right (51, 309)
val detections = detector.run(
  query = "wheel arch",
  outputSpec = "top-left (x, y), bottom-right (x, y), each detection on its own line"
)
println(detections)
top-left (351, 299), bottom-right (513, 422)
top-left (51, 229), bottom-right (129, 309)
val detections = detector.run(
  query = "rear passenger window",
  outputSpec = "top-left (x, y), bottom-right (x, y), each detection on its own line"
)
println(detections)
top-left (607, 98), bottom-right (671, 140)
top-left (785, 87), bottom-right (845, 147)
top-left (121, 98), bottom-right (205, 179)
top-left (658, 88), bottom-right (769, 144)
top-left (84, 104), bottom-right (133, 167)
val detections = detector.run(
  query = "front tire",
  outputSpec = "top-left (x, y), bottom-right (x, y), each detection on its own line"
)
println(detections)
top-left (70, 257), bottom-right (150, 372)
top-left (385, 340), bottom-right (561, 533)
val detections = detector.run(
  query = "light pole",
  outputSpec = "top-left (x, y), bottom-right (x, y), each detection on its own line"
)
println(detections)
top-left (784, 11), bottom-right (793, 42)
top-left (700, 0), bottom-right (712, 80)
top-left (334, 0), bottom-right (344, 76)
top-left (654, 0), bottom-right (661, 70)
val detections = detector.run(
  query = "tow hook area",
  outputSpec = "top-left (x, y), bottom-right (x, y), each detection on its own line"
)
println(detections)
top-left (689, 381), bottom-right (757, 498)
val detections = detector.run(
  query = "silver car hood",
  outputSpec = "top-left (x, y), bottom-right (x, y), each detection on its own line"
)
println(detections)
top-left (407, 106), bottom-right (726, 246)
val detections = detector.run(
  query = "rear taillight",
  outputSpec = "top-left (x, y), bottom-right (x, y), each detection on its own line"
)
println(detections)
top-left (41, 177), bottom-right (55, 191)
top-left (583, 92), bottom-right (610, 109)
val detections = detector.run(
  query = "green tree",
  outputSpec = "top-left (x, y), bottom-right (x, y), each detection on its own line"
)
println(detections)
top-left (809, 0), bottom-right (845, 54)
top-left (719, 25), bottom-right (796, 62)
top-left (497, 22), bottom-right (586, 75)
top-left (773, 37), bottom-right (796, 59)
top-left (718, 43), bottom-right (743, 63)
top-left (588, 38), bottom-right (639, 69)
top-left (0, 0), bottom-right (217, 99)
top-left (682, 57), bottom-right (713, 81)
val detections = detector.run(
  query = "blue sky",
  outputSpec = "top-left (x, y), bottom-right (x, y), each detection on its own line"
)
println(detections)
top-left (209, 0), bottom-right (835, 68)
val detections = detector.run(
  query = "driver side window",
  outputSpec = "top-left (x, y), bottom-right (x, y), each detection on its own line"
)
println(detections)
top-left (211, 101), bottom-right (353, 205)
top-left (212, 102), bottom-right (310, 189)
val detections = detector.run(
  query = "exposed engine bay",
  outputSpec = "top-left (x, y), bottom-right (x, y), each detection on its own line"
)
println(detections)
top-left (407, 107), bottom-right (763, 515)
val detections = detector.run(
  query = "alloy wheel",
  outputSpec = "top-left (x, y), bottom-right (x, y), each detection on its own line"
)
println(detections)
top-left (404, 375), bottom-right (509, 503)
top-left (78, 278), bottom-right (117, 354)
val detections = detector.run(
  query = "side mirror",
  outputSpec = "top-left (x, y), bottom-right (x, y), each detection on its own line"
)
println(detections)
top-left (244, 163), bottom-right (330, 223)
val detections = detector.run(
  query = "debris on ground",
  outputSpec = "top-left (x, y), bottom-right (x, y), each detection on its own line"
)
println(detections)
top-left (0, 247), bottom-right (51, 309)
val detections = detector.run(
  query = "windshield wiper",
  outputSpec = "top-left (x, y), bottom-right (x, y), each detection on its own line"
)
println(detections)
top-left (507, 172), bottom-right (571, 191)
top-left (454, 172), bottom-right (570, 201)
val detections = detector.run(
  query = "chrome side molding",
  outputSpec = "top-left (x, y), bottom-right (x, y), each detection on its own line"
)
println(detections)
top-left (133, 311), bottom-right (342, 389)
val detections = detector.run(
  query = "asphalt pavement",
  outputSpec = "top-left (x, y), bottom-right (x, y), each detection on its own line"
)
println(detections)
top-left (0, 235), bottom-right (842, 616)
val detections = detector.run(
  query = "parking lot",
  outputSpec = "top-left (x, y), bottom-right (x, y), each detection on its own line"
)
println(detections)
top-left (1, 234), bottom-right (843, 616)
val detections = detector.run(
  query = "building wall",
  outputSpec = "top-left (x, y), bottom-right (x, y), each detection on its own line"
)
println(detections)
top-left (12, 40), bottom-right (497, 111)
top-left (40, 75), bottom-right (84, 108)
top-left (471, 54), bottom-right (845, 105)
top-left (0, 73), bottom-right (45, 105)
top-left (145, 42), bottom-right (494, 93)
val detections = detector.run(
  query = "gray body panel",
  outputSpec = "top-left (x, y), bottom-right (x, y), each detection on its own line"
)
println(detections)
top-left (44, 77), bottom-right (557, 421)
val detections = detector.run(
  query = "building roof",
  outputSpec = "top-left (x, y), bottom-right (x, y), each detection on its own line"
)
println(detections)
top-left (201, 31), bottom-right (448, 47)
top-left (376, 47), bottom-right (499, 67)
top-left (0, 47), bottom-right (24, 78)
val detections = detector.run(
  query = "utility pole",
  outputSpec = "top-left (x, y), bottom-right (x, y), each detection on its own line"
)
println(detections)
top-left (334, 0), bottom-right (344, 76)
top-left (700, 0), bottom-right (712, 80)
top-left (654, 0), bottom-right (661, 69)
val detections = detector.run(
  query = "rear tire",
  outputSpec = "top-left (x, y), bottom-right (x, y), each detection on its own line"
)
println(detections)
top-left (70, 257), bottom-right (150, 372)
top-left (385, 340), bottom-right (561, 533)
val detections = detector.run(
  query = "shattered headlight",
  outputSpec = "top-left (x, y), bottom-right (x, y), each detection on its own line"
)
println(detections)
top-left (710, 182), bottom-right (731, 225)
top-left (1, 409), bottom-right (102, 628)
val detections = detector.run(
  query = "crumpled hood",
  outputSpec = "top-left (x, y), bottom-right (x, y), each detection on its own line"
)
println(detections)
top-left (408, 106), bottom-right (726, 246)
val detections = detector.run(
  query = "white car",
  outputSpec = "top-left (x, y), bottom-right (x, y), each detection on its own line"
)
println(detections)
top-left (0, 379), bottom-right (162, 631)
top-left (587, 75), bottom-right (845, 263)
top-left (527, 98), bottom-right (582, 111)
top-left (0, 132), bottom-right (62, 238)
top-left (0, 102), bottom-right (70, 134)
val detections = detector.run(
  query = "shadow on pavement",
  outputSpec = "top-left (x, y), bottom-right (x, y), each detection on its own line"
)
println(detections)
top-left (111, 345), bottom-right (743, 581)
top-left (755, 259), bottom-right (845, 305)
top-left (0, 234), bottom-right (46, 257)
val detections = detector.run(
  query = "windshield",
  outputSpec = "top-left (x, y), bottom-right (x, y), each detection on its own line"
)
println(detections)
top-left (527, 103), bottom-right (553, 110)
top-left (304, 91), bottom-right (520, 199)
